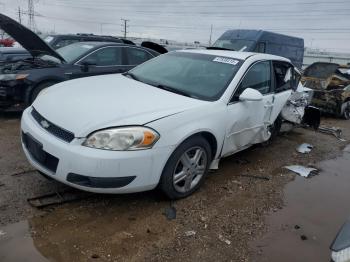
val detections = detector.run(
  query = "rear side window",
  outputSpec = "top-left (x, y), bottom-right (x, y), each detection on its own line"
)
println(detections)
top-left (233, 61), bottom-right (271, 100)
top-left (126, 48), bottom-right (152, 65)
top-left (81, 47), bottom-right (122, 66)
top-left (273, 61), bottom-right (294, 93)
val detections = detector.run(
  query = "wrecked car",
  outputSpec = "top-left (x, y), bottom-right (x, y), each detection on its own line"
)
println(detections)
top-left (302, 62), bottom-right (350, 119)
top-left (0, 13), bottom-right (161, 111)
top-left (21, 49), bottom-right (314, 199)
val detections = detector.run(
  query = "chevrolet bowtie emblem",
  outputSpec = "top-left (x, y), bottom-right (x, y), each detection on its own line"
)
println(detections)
top-left (40, 120), bottom-right (50, 129)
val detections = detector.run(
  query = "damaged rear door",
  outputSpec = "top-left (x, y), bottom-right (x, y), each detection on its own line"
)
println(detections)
top-left (222, 60), bottom-right (274, 155)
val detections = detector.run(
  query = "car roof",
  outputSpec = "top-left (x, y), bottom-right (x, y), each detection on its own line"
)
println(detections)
top-left (66, 41), bottom-right (129, 47)
top-left (176, 49), bottom-right (291, 63)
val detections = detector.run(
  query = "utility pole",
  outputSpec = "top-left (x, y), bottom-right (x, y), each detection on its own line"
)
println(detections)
top-left (209, 24), bottom-right (213, 46)
top-left (27, 0), bottom-right (36, 32)
top-left (18, 7), bottom-right (22, 24)
top-left (121, 18), bottom-right (129, 38)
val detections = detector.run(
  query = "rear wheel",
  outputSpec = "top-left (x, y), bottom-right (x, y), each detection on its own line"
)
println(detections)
top-left (159, 136), bottom-right (212, 199)
top-left (29, 81), bottom-right (57, 105)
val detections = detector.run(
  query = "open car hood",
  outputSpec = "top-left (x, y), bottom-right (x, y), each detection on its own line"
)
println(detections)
top-left (0, 13), bottom-right (65, 62)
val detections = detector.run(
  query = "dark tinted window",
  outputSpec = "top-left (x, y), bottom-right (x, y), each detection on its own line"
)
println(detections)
top-left (233, 61), bottom-right (271, 100)
top-left (81, 47), bottom-right (122, 66)
top-left (126, 48), bottom-right (152, 65)
top-left (273, 61), bottom-right (293, 92)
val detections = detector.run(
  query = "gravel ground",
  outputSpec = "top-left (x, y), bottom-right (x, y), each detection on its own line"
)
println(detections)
top-left (0, 112), bottom-right (349, 262)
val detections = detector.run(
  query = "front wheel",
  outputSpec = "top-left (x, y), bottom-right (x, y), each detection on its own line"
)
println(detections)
top-left (159, 136), bottom-right (212, 199)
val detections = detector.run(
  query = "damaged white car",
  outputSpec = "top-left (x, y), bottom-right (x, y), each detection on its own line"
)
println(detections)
top-left (21, 50), bottom-right (315, 199)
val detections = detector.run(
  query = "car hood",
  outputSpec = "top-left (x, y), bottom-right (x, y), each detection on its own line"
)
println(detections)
top-left (0, 13), bottom-right (65, 62)
top-left (33, 74), bottom-right (207, 137)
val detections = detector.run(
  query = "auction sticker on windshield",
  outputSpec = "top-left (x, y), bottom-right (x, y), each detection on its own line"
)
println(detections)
top-left (213, 57), bottom-right (239, 65)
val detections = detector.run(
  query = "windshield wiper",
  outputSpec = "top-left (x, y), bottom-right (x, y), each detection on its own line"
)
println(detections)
top-left (155, 84), bottom-right (194, 98)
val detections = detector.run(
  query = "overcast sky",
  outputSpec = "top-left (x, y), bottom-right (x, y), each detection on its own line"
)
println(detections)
top-left (1, 0), bottom-right (350, 52)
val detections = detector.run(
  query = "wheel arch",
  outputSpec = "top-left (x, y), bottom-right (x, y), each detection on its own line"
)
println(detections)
top-left (26, 78), bottom-right (61, 104)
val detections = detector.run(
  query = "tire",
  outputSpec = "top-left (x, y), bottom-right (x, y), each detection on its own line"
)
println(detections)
top-left (341, 101), bottom-right (350, 120)
top-left (159, 136), bottom-right (212, 199)
top-left (29, 81), bottom-right (57, 104)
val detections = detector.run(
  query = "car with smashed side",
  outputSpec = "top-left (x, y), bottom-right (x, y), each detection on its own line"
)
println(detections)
top-left (21, 49), bottom-right (315, 199)
top-left (0, 13), bottom-right (161, 111)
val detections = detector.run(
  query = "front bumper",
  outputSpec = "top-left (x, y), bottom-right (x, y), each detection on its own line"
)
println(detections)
top-left (21, 108), bottom-right (174, 193)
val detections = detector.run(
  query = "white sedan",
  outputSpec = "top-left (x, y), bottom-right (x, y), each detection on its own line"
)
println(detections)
top-left (21, 49), bottom-right (298, 199)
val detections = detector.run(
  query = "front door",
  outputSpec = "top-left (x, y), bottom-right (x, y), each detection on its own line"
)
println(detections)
top-left (70, 46), bottom-right (127, 79)
top-left (222, 60), bottom-right (274, 156)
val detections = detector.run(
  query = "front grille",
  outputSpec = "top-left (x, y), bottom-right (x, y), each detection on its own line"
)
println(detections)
top-left (22, 132), bottom-right (59, 173)
top-left (31, 108), bottom-right (75, 143)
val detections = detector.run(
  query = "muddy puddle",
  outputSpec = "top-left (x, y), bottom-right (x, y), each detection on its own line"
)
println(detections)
top-left (0, 220), bottom-right (47, 262)
top-left (252, 145), bottom-right (350, 262)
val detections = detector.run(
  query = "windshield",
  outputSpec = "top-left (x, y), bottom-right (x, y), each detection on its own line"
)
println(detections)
top-left (129, 52), bottom-right (243, 101)
top-left (56, 43), bottom-right (96, 63)
top-left (213, 39), bottom-right (256, 52)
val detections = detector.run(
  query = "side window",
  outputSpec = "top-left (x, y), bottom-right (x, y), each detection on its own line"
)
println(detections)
top-left (255, 42), bottom-right (266, 53)
top-left (53, 39), bottom-right (79, 49)
top-left (273, 61), bottom-right (294, 93)
top-left (232, 61), bottom-right (271, 101)
top-left (80, 47), bottom-right (122, 66)
top-left (126, 48), bottom-right (152, 65)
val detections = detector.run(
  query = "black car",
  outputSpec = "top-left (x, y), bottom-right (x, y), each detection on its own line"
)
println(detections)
top-left (0, 13), bottom-right (162, 111)
top-left (0, 47), bottom-right (31, 65)
top-left (43, 33), bottom-right (135, 49)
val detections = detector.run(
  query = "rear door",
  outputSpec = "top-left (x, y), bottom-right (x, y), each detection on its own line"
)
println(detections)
top-left (72, 46), bottom-right (127, 78)
top-left (222, 60), bottom-right (274, 155)
top-left (124, 47), bottom-right (155, 71)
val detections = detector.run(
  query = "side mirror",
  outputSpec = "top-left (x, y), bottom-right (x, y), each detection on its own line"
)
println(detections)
top-left (80, 61), bottom-right (96, 72)
top-left (239, 88), bottom-right (263, 102)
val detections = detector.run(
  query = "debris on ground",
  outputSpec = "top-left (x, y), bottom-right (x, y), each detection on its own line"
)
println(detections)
top-left (318, 126), bottom-right (346, 141)
top-left (239, 174), bottom-right (270, 181)
top-left (297, 143), bottom-right (314, 154)
top-left (0, 230), bottom-right (6, 237)
top-left (300, 235), bottom-right (308, 241)
top-left (10, 168), bottom-right (36, 176)
top-left (184, 230), bottom-right (196, 237)
top-left (218, 234), bottom-right (231, 245)
top-left (284, 165), bottom-right (318, 178)
top-left (163, 205), bottom-right (177, 220)
top-left (27, 190), bottom-right (92, 208)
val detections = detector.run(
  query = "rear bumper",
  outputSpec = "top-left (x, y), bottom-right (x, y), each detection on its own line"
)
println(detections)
top-left (21, 108), bottom-right (174, 194)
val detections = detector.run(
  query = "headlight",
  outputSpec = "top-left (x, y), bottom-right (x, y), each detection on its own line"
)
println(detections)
top-left (0, 74), bottom-right (29, 81)
top-left (83, 127), bottom-right (160, 151)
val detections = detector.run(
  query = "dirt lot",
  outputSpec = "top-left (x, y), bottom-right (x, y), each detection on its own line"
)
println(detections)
top-left (0, 112), bottom-right (349, 262)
